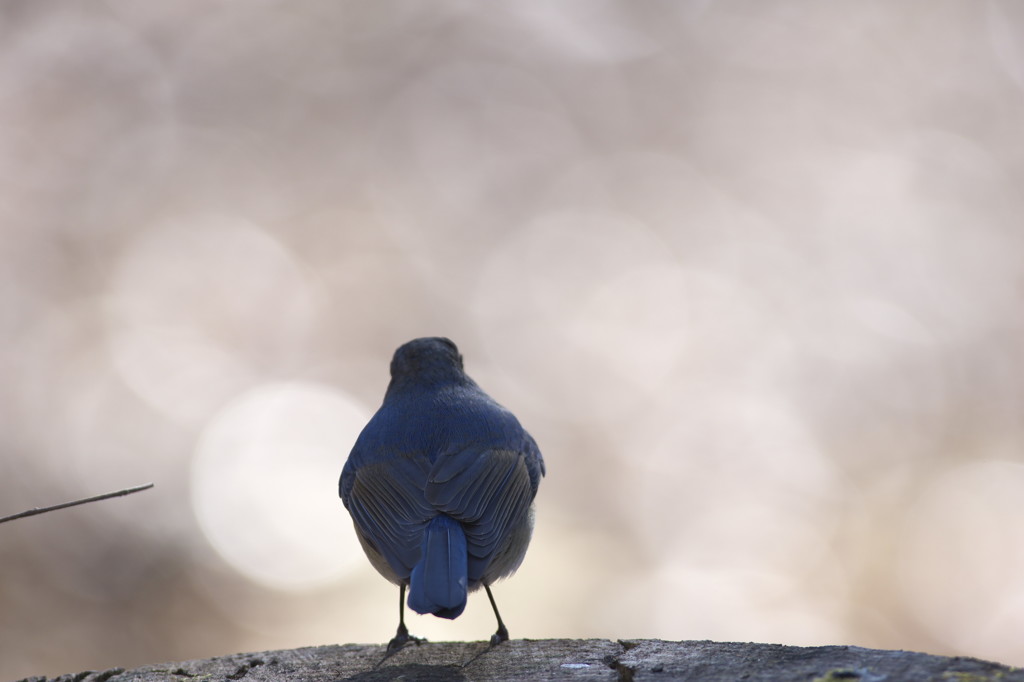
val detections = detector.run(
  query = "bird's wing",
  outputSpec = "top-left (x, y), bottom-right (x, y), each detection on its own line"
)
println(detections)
top-left (345, 456), bottom-right (434, 579)
top-left (425, 447), bottom-right (535, 580)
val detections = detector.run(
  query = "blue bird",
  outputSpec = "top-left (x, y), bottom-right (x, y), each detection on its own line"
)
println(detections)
top-left (340, 337), bottom-right (545, 651)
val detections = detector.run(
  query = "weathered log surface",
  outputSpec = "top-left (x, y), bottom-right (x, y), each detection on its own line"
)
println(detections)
top-left (18, 639), bottom-right (1023, 682)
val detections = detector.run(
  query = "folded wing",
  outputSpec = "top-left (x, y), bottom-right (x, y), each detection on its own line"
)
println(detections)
top-left (344, 456), bottom-right (434, 580)
top-left (425, 447), bottom-right (534, 583)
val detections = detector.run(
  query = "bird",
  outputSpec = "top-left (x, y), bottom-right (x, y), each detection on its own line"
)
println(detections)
top-left (339, 337), bottom-right (545, 652)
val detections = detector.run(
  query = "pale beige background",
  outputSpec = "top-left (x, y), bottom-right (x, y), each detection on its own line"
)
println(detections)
top-left (3, 1), bottom-right (1024, 679)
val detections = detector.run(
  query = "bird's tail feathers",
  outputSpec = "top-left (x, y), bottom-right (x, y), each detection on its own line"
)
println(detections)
top-left (408, 514), bottom-right (468, 619)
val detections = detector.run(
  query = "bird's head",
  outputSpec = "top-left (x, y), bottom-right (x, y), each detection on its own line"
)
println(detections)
top-left (388, 337), bottom-right (466, 388)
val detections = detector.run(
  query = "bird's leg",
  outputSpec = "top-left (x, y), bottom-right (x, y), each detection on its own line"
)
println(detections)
top-left (484, 583), bottom-right (509, 645)
top-left (387, 584), bottom-right (425, 654)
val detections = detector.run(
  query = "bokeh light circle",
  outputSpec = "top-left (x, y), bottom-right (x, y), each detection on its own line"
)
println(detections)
top-left (191, 382), bottom-right (370, 591)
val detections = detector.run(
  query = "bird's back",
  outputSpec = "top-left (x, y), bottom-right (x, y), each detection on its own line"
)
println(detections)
top-left (340, 381), bottom-right (542, 588)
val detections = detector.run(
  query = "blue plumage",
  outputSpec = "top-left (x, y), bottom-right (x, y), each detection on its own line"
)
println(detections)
top-left (339, 337), bottom-right (545, 651)
top-left (408, 515), bottom-right (468, 619)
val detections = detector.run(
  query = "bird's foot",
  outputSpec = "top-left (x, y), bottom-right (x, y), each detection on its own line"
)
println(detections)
top-left (387, 625), bottom-right (426, 655)
top-left (489, 624), bottom-right (509, 646)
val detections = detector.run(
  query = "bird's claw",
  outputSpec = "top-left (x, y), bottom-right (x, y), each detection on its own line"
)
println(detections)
top-left (387, 631), bottom-right (426, 655)
top-left (489, 625), bottom-right (509, 646)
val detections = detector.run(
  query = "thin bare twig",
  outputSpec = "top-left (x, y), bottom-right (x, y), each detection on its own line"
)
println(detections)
top-left (0, 483), bottom-right (155, 524)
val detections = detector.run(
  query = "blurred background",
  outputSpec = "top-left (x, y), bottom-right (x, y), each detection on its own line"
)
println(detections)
top-left (3, 0), bottom-right (1024, 678)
